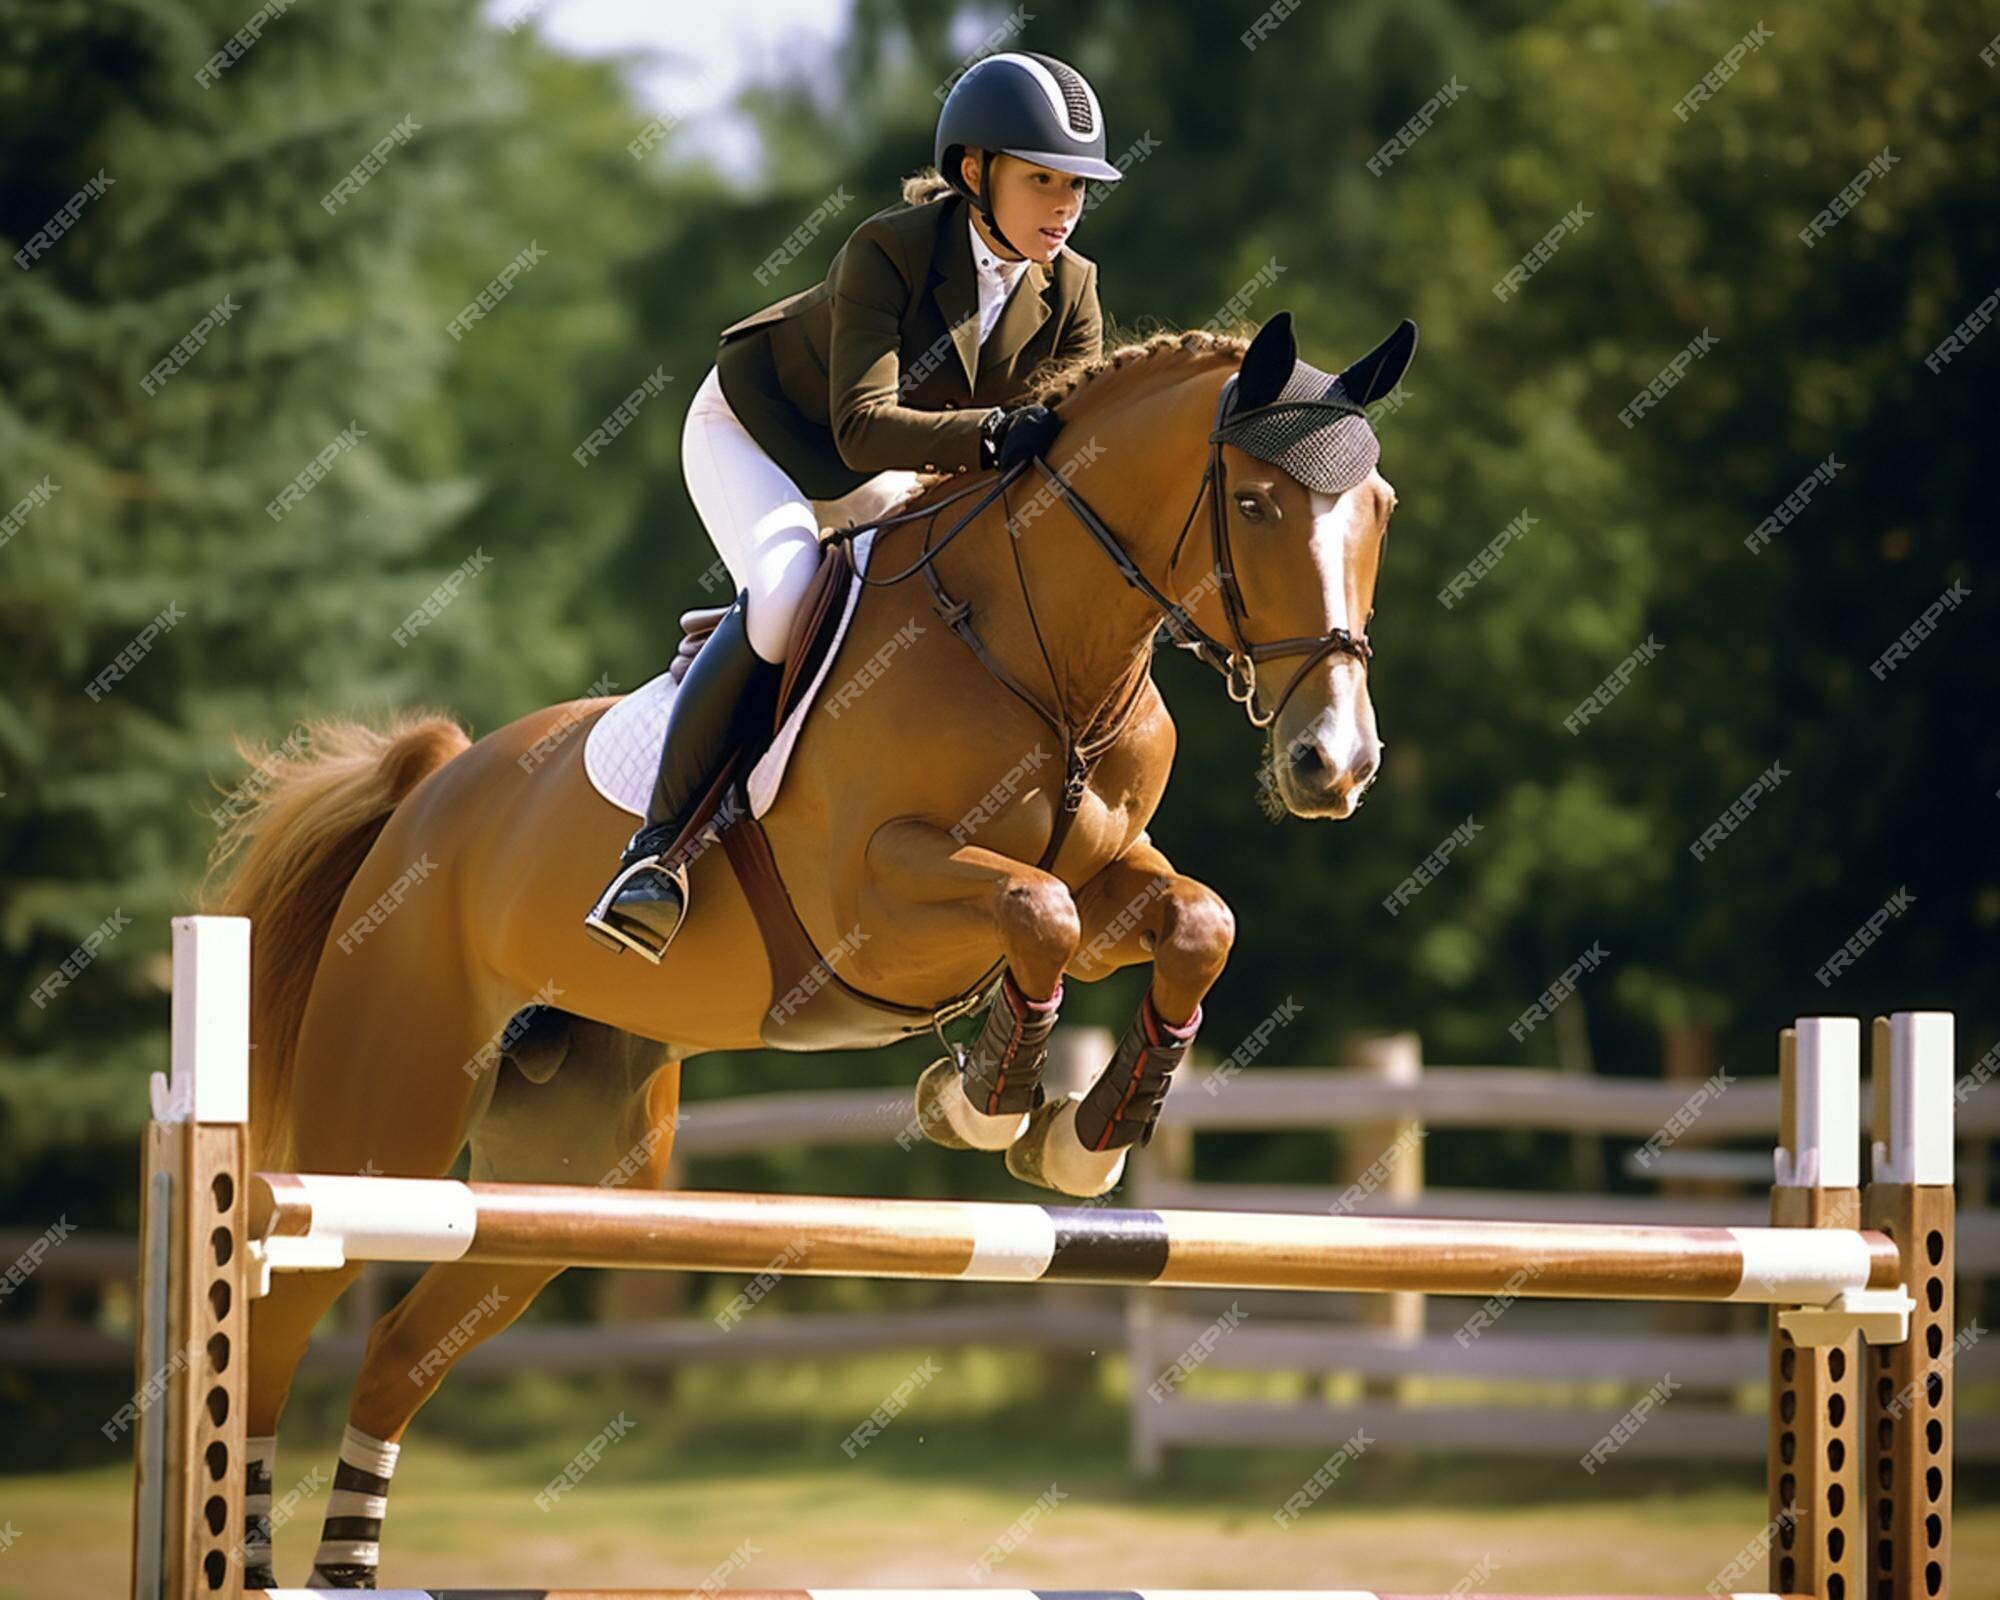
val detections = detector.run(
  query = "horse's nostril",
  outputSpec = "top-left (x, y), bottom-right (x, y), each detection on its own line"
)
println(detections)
top-left (1289, 741), bottom-right (1331, 784)
top-left (1354, 756), bottom-right (1378, 789)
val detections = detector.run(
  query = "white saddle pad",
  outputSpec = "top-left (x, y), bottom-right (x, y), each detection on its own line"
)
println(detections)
top-left (584, 526), bottom-right (879, 821)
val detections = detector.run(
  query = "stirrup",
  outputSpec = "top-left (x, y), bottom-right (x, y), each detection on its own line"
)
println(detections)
top-left (583, 852), bottom-right (691, 963)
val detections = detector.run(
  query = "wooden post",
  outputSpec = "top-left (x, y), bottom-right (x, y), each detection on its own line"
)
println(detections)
top-left (131, 917), bottom-right (251, 1600)
top-left (1336, 1032), bottom-right (1424, 1405)
top-left (1767, 1017), bottom-right (1863, 1600)
top-left (1864, 1012), bottom-right (1955, 1600)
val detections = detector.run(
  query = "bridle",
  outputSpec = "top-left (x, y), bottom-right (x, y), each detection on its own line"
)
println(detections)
top-left (845, 372), bottom-right (1376, 736)
top-left (1041, 373), bottom-right (1376, 730)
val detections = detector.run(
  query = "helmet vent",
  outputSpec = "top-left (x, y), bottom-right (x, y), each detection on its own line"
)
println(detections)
top-left (1031, 51), bottom-right (1096, 136)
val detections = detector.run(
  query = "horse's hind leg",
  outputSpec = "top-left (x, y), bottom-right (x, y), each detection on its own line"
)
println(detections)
top-left (305, 1029), bottom-right (681, 1588)
top-left (251, 887), bottom-right (510, 1587)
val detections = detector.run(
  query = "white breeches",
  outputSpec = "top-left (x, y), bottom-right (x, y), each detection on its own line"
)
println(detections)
top-left (680, 363), bottom-right (923, 663)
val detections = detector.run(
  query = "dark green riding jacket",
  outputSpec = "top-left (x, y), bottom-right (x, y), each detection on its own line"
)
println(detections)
top-left (714, 188), bottom-right (1103, 501)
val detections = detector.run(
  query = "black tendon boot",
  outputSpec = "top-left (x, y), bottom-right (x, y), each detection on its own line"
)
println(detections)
top-left (584, 590), bottom-right (783, 961)
top-left (1005, 991), bottom-right (1202, 1196)
top-left (915, 974), bottom-right (1063, 1150)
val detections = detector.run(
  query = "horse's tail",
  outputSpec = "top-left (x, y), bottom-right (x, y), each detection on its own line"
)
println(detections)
top-left (202, 713), bottom-right (471, 1170)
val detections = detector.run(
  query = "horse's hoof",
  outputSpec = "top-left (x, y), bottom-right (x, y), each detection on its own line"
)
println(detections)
top-left (1004, 1097), bottom-right (1128, 1197)
top-left (914, 1055), bottom-right (1027, 1152)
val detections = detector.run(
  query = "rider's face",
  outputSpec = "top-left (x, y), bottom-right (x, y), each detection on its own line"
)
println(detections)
top-left (960, 150), bottom-right (1086, 265)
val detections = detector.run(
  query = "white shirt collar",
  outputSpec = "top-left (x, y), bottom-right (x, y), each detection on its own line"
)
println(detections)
top-left (968, 212), bottom-right (1032, 285)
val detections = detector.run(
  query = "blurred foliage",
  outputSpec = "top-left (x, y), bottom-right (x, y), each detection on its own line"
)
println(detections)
top-left (0, 0), bottom-right (1993, 1224)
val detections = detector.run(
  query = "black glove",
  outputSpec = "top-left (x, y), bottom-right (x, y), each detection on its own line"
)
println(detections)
top-left (979, 402), bottom-right (1062, 471)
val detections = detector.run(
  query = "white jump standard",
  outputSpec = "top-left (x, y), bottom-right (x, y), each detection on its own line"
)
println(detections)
top-left (129, 917), bottom-right (1957, 1600)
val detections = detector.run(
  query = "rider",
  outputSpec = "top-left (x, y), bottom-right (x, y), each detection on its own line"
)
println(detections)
top-left (586, 50), bottom-right (1122, 960)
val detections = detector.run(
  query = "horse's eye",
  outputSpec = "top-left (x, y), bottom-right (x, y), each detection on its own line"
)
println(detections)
top-left (1234, 493), bottom-right (1265, 522)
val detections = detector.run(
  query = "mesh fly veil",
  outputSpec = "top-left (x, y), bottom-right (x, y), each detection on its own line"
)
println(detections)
top-left (1211, 313), bottom-right (1418, 496)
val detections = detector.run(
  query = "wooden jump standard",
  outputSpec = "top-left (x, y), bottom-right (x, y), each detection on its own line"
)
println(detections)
top-left (131, 918), bottom-right (1957, 1600)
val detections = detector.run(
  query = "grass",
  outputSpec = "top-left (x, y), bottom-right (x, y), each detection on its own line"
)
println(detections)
top-left (9, 1346), bottom-right (1998, 1598)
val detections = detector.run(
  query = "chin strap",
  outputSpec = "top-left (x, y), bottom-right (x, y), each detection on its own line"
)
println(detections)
top-left (974, 150), bottom-right (1029, 260)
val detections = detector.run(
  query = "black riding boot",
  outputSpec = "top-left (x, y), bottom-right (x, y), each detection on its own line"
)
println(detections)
top-left (584, 590), bottom-right (783, 961)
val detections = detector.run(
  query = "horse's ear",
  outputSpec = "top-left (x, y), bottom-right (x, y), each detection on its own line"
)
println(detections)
top-left (1235, 310), bottom-right (1298, 409)
top-left (1336, 318), bottom-right (1419, 405)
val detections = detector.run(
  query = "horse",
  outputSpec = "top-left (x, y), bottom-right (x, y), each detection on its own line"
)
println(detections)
top-left (204, 307), bottom-right (1411, 1586)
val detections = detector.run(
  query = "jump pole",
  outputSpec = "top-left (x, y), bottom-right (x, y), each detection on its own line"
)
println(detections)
top-left (130, 916), bottom-right (1956, 1600)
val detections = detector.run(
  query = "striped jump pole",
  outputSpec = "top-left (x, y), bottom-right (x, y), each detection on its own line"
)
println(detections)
top-left (245, 1171), bottom-right (1903, 1306)
top-left (130, 918), bottom-right (1955, 1600)
top-left (245, 1590), bottom-right (1816, 1599)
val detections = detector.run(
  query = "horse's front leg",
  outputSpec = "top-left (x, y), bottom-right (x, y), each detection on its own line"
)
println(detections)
top-left (1007, 835), bottom-right (1235, 1196)
top-left (866, 819), bottom-right (1080, 1154)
